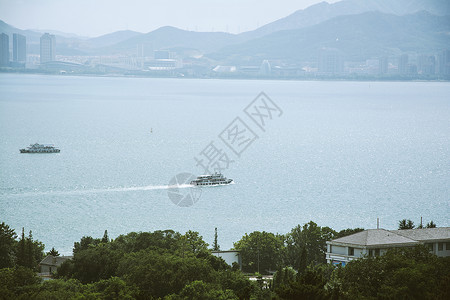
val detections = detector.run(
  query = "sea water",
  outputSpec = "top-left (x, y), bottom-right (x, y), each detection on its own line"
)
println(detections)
top-left (0, 74), bottom-right (449, 253)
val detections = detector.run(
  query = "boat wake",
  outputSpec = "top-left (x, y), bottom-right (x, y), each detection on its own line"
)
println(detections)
top-left (5, 184), bottom-right (193, 197)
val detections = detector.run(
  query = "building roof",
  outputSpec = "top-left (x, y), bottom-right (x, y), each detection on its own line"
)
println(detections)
top-left (392, 227), bottom-right (450, 242)
top-left (329, 228), bottom-right (450, 248)
top-left (330, 229), bottom-right (419, 247)
top-left (39, 255), bottom-right (73, 267)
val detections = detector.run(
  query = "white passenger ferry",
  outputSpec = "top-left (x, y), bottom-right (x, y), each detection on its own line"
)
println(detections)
top-left (190, 173), bottom-right (233, 186)
top-left (20, 143), bottom-right (60, 153)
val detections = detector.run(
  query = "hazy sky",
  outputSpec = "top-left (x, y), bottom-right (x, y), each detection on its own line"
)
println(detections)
top-left (0, 0), bottom-right (338, 37)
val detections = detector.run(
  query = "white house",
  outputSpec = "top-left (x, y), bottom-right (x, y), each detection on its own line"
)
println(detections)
top-left (212, 250), bottom-right (242, 269)
top-left (326, 227), bottom-right (450, 265)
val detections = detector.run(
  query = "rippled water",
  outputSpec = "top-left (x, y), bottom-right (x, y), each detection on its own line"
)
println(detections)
top-left (0, 74), bottom-right (449, 253)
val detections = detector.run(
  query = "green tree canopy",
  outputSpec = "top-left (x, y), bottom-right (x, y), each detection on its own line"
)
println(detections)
top-left (274, 266), bottom-right (329, 299)
top-left (15, 228), bottom-right (44, 270)
top-left (178, 280), bottom-right (238, 300)
top-left (213, 227), bottom-right (220, 251)
top-left (337, 245), bottom-right (450, 299)
top-left (63, 243), bottom-right (123, 283)
top-left (117, 250), bottom-right (216, 298)
top-left (101, 230), bottom-right (109, 243)
top-left (335, 228), bottom-right (364, 239)
top-left (273, 266), bottom-right (297, 293)
top-left (398, 219), bottom-right (415, 230)
top-left (284, 221), bottom-right (337, 270)
top-left (0, 222), bottom-right (17, 268)
top-left (57, 229), bottom-right (251, 299)
top-left (233, 231), bottom-right (284, 274)
top-left (182, 230), bottom-right (209, 255)
top-left (47, 247), bottom-right (60, 257)
top-left (426, 221), bottom-right (437, 228)
top-left (0, 266), bottom-right (41, 299)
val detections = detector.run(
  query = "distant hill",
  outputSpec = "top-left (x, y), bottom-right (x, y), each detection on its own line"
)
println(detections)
top-left (0, 21), bottom-right (143, 55)
top-left (102, 0), bottom-right (450, 57)
top-left (0, 20), bottom-right (42, 44)
top-left (209, 11), bottom-right (450, 64)
top-left (31, 29), bottom-right (89, 39)
top-left (86, 30), bottom-right (143, 48)
top-left (0, 20), bottom-right (88, 55)
top-left (241, 0), bottom-right (450, 40)
top-left (1, 0), bottom-right (449, 59)
top-left (95, 26), bottom-right (246, 55)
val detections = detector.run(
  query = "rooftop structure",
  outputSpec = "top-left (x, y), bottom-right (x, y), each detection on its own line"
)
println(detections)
top-left (326, 228), bottom-right (450, 265)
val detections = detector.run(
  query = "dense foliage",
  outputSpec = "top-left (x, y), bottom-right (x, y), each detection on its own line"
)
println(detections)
top-left (0, 222), bottom-right (44, 271)
top-left (1, 220), bottom-right (448, 299)
top-left (335, 246), bottom-right (450, 299)
top-left (399, 219), bottom-right (437, 230)
top-left (233, 231), bottom-right (284, 273)
top-left (233, 221), bottom-right (357, 274)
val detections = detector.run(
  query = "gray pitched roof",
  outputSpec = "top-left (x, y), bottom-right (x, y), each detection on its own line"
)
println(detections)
top-left (392, 227), bottom-right (450, 242)
top-left (331, 229), bottom-right (418, 247)
top-left (39, 255), bottom-right (72, 267)
top-left (330, 227), bottom-right (450, 248)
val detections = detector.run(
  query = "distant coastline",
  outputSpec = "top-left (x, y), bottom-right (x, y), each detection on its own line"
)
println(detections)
top-left (1, 68), bottom-right (449, 82)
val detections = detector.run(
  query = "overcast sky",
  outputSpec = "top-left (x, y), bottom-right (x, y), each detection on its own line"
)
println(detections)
top-left (0, 0), bottom-right (338, 37)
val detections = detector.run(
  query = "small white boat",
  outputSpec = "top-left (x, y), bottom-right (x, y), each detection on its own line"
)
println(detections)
top-left (190, 172), bottom-right (233, 186)
top-left (20, 143), bottom-right (60, 153)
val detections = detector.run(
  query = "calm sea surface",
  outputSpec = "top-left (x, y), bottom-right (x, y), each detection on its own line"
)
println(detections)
top-left (0, 74), bottom-right (449, 253)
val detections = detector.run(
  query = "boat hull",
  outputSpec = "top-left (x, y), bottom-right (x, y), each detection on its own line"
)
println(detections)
top-left (19, 149), bottom-right (60, 153)
top-left (191, 179), bottom-right (233, 186)
top-left (19, 143), bottom-right (60, 153)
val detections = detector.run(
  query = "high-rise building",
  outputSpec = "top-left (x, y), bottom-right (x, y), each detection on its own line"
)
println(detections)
top-left (378, 56), bottom-right (388, 74)
top-left (13, 33), bottom-right (26, 62)
top-left (437, 50), bottom-right (450, 76)
top-left (40, 33), bottom-right (56, 64)
top-left (259, 60), bottom-right (271, 76)
top-left (0, 33), bottom-right (9, 67)
top-left (398, 54), bottom-right (408, 74)
top-left (417, 55), bottom-right (435, 75)
top-left (318, 48), bottom-right (343, 75)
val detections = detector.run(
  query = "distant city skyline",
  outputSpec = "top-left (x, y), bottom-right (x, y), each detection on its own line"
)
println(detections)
top-left (0, 0), bottom-right (338, 37)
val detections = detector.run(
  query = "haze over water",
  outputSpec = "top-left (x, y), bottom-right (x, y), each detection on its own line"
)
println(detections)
top-left (0, 74), bottom-right (449, 254)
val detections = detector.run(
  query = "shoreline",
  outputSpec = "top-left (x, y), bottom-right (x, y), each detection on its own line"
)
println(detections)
top-left (1, 69), bottom-right (449, 83)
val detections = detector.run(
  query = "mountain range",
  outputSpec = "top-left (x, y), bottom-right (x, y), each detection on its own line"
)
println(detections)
top-left (242, 0), bottom-right (450, 40)
top-left (1, 0), bottom-right (449, 64)
top-left (211, 11), bottom-right (450, 64)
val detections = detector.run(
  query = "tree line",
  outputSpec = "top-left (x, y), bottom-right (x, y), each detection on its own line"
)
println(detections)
top-left (233, 221), bottom-right (364, 274)
top-left (0, 223), bottom-right (45, 271)
top-left (234, 219), bottom-right (438, 274)
top-left (0, 220), bottom-right (448, 299)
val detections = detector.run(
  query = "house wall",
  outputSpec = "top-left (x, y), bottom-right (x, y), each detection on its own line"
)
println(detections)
top-left (331, 245), bottom-right (347, 255)
top-left (326, 245), bottom-right (365, 264)
top-left (40, 265), bottom-right (54, 274)
top-left (212, 251), bottom-right (241, 268)
top-left (430, 241), bottom-right (450, 257)
top-left (39, 256), bottom-right (73, 276)
top-left (354, 248), bottom-right (365, 257)
top-left (327, 241), bottom-right (450, 266)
